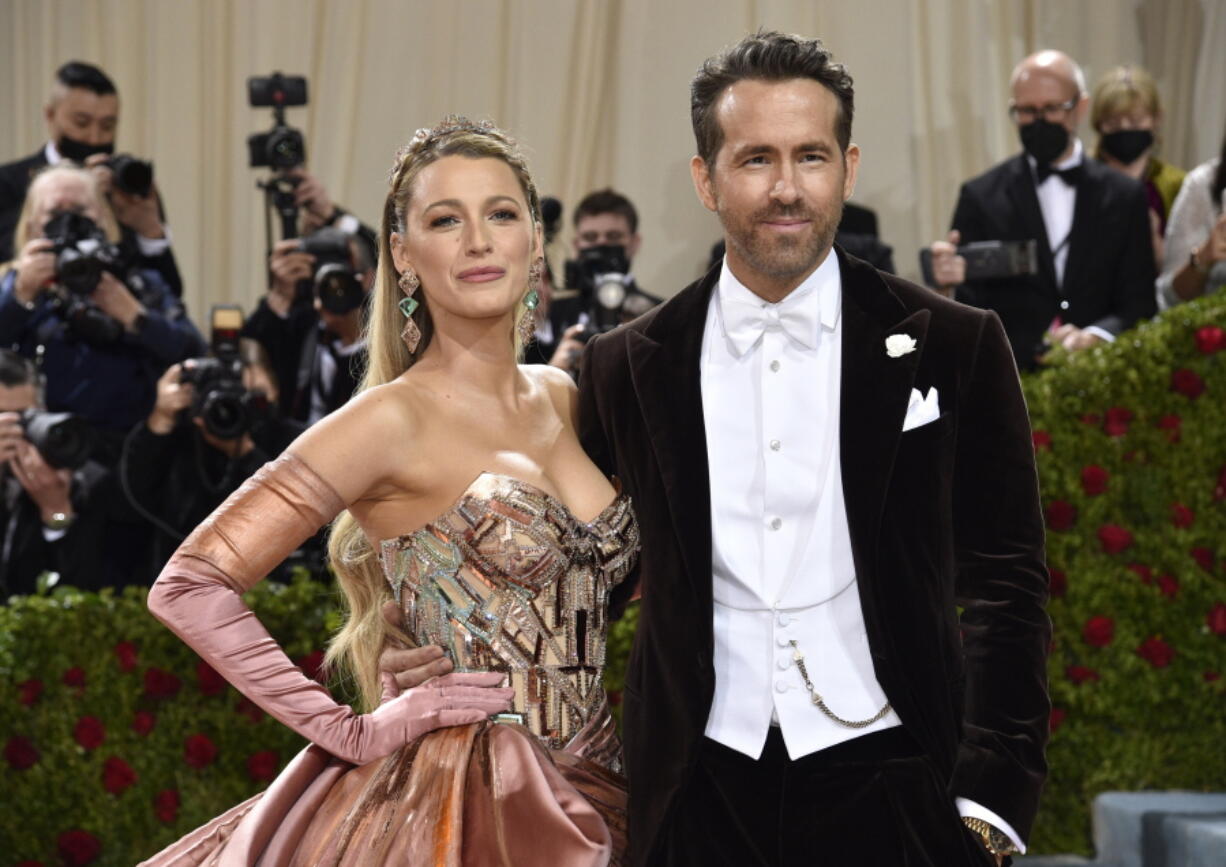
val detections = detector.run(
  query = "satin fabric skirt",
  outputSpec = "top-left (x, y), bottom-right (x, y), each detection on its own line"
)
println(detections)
top-left (140, 715), bottom-right (626, 867)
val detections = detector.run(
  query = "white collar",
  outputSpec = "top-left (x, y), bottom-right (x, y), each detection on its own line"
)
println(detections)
top-left (716, 249), bottom-right (840, 354)
top-left (44, 141), bottom-right (62, 166)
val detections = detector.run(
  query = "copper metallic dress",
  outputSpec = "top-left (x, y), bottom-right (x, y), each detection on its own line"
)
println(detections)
top-left (144, 472), bottom-right (638, 866)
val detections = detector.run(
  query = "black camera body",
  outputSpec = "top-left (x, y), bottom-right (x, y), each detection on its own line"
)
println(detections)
top-left (20, 409), bottom-right (94, 470)
top-left (565, 244), bottom-right (632, 333)
top-left (247, 73), bottom-right (308, 171)
top-left (299, 228), bottom-right (364, 314)
top-left (106, 154), bottom-right (155, 198)
top-left (919, 239), bottom-right (1039, 287)
top-left (42, 211), bottom-right (128, 345)
top-left (180, 306), bottom-right (273, 440)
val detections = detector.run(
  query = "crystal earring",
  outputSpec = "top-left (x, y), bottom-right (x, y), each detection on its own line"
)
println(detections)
top-left (517, 259), bottom-right (543, 345)
top-left (398, 270), bottom-right (422, 353)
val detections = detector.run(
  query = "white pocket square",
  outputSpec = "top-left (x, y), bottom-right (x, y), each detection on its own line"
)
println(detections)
top-left (902, 386), bottom-right (940, 432)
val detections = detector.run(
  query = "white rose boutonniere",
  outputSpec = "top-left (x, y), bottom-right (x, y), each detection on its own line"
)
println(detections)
top-left (885, 333), bottom-right (917, 358)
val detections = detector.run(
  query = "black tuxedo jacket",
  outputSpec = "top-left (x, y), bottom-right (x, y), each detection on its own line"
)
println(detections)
top-left (950, 153), bottom-right (1156, 369)
top-left (0, 148), bottom-right (183, 296)
top-left (579, 248), bottom-right (1051, 864)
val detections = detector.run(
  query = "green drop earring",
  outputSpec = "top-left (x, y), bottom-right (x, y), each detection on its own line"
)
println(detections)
top-left (517, 259), bottom-right (543, 345)
top-left (398, 270), bottom-right (422, 353)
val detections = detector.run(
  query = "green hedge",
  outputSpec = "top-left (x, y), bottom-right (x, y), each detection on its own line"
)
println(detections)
top-left (2, 294), bottom-right (1223, 864)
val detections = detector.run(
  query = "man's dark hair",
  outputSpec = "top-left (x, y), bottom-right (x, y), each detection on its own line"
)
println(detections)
top-left (1213, 121), bottom-right (1226, 213)
top-left (573, 188), bottom-right (639, 234)
top-left (690, 30), bottom-right (854, 166)
top-left (0, 350), bottom-right (37, 388)
top-left (55, 61), bottom-right (117, 97)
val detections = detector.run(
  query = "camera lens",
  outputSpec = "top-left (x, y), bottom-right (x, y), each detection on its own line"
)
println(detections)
top-left (20, 410), bottom-right (94, 469)
top-left (201, 393), bottom-right (248, 440)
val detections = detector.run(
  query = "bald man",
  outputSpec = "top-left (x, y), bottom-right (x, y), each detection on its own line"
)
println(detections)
top-left (929, 50), bottom-right (1156, 370)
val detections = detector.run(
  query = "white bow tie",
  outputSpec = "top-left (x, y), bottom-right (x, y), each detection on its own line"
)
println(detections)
top-left (720, 293), bottom-right (818, 355)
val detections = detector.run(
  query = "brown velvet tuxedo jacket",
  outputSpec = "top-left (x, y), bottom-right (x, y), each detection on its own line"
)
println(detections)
top-left (578, 247), bottom-right (1051, 865)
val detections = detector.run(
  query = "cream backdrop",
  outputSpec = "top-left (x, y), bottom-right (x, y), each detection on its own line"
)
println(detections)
top-left (1, 0), bottom-right (1223, 325)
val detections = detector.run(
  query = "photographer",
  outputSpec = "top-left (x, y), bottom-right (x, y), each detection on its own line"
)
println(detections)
top-left (547, 188), bottom-right (661, 374)
top-left (0, 350), bottom-right (104, 598)
top-left (243, 229), bottom-right (372, 424)
top-left (122, 337), bottom-right (307, 578)
top-left (0, 164), bottom-right (205, 459)
top-left (0, 61), bottom-right (183, 297)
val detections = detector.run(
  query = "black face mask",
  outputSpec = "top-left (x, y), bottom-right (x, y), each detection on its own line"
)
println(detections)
top-left (1100, 129), bottom-right (1154, 164)
top-left (1018, 119), bottom-right (1070, 167)
top-left (56, 135), bottom-right (114, 164)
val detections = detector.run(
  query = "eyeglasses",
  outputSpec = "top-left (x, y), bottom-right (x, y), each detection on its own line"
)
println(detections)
top-left (1008, 98), bottom-right (1078, 123)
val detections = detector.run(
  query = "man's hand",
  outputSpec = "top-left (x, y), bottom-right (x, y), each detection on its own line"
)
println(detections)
top-left (111, 186), bottom-right (165, 240)
top-left (91, 271), bottom-right (145, 332)
top-left (929, 229), bottom-right (965, 295)
top-left (1049, 322), bottom-right (1103, 352)
top-left (289, 169), bottom-right (336, 232)
top-left (10, 439), bottom-right (73, 525)
top-left (549, 323), bottom-right (587, 374)
top-left (377, 600), bottom-right (455, 704)
top-left (0, 410), bottom-right (25, 463)
top-left (268, 238), bottom-right (314, 316)
top-left (148, 364), bottom-right (193, 434)
top-left (12, 238), bottom-right (56, 305)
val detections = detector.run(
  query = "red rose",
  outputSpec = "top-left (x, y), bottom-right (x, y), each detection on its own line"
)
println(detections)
top-left (247, 749), bottom-right (279, 782)
top-left (1083, 615), bottom-right (1115, 647)
top-left (143, 667), bottom-right (182, 699)
top-left (1102, 407), bottom-right (1133, 437)
top-left (1127, 563), bottom-right (1154, 585)
top-left (57, 829), bottom-right (101, 866)
top-left (1215, 465), bottom-right (1226, 502)
top-left (1079, 413), bottom-right (1100, 425)
top-left (1192, 547), bottom-right (1216, 573)
top-left (1136, 636), bottom-right (1175, 668)
top-left (154, 788), bottom-right (180, 824)
top-left (295, 650), bottom-right (326, 683)
top-left (5, 735), bottom-right (39, 770)
top-left (1206, 671), bottom-right (1222, 683)
top-left (1048, 568), bottom-right (1067, 598)
top-left (114, 641), bottom-right (138, 673)
top-left (73, 716), bottom-right (106, 751)
top-left (196, 660), bottom-right (226, 697)
top-left (132, 711), bottom-right (156, 737)
top-left (1208, 603), bottom-right (1226, 636)
top-left (1066, 665), bottom-right (1100, 685)
top-left (1032, 430), bottom-right (1052, 451)
top-left (1157, 414), bottom-right (1182, 443)
top-left (15, 861), bottom-right (44, 866)
top-left (1097, 524), bottom-right (1133, 554)
top-left (1195, 325), bottom-right (1226, 354)
top-left (1157, 574), bottom-right (1179, 599)
top-left (235, 696), bottom-right (266, 723)
top-left (63, 666), bottom-right (86, 689)
top-left (1171, 368), bottom-right (1206, 399)
top-left (1171, 503), bottom-right (1195, 528)
top-left (17, 678), bottom-right (43, 706)
top-left (1045, 500), bottom-right (1077, 531)
top-left (101, 756), bottom-right (138, 795)
top-left (1080, 465), bottom-right (1109, 496)
top-left (1049, 708), bottom-right (1066, 732)
top-left (184, 733), bottom-right (218, 768)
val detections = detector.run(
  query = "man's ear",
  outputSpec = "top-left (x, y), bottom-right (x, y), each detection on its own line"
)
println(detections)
top-left (626, 232), bottom-right (642, 260)
top-left (842, 144), bottom-right (861, 202)
top-left (690, 155), bottom-right (718, 213)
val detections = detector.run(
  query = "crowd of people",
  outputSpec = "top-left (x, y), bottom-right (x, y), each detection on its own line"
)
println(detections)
top-left (1, 51), bottom-right (1221, 601)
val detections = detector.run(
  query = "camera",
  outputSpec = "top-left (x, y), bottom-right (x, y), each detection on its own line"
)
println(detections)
top-left (565, 244), bottom-right (632, 332)
top-left (179, 306), bottom-right (274, 440)
top-left (247, 73), bottom-right (308, 171)
top-left (105, 154), bottom-right (155, 198)
top-left (920, 239), bottom-right (1039, 287)
top-left (298, 228), bottom-right (364, 314)
top-left (19, 409), bottom-right (94, 470)
top-left (44, 211), bottom-right (124, 296)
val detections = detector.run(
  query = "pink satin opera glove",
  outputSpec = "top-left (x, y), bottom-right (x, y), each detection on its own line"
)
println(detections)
top-left (147, 452), bottom-right (513, 765)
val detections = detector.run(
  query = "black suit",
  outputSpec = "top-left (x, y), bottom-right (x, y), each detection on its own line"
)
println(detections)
top-left (950, 153), bottom-right (1156, 368)
top-left (0, 148), bottom-right (183, 297)
top-left (579, 248), bottom-right (1050, 865)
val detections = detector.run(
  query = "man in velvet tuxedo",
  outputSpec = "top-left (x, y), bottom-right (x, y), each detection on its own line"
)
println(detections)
top-left (579, 32), bottom-right (1050, 865)
top-left (928, 50), bottom-right (1156, 370)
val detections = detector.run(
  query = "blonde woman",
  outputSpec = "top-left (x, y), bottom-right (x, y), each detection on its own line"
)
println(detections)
top-left (144, 118), bottom-right (637, 866)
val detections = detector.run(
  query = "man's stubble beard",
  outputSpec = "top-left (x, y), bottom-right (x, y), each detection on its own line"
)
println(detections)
top-left (717, 190), bottom-right (844, 283)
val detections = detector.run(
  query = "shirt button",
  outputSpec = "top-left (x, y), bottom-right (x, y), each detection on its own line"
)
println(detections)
top-left (776, 635), bottom-right (791, 647)
top-left (1060, 300), bottom-right (1070, 310)
top-left (777, 612), bottom-right (791, 627)
top-left (769, 517), bottom-right (782, 531)
top-left (775, 681), bottom-right (789, 693)
top-left (770, 360), bottom-right (781, 372)
top-left (769, 439), bottom-right (781, 451)
top-left (776, 657), bottom-right (790, 670)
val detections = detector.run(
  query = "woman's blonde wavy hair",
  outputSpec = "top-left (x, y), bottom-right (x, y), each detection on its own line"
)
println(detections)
top-left (4, 164), bottom-right (120, 270)
top-left (324, 117), bottom-right (542, 710)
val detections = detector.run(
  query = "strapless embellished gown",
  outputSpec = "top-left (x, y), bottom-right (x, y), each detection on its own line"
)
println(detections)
top-left (144, 474), bottom-right (639, 866)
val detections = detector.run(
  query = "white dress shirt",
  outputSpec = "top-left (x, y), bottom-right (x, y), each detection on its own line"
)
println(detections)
top-left (699, 252), bottom-right (1025, 852)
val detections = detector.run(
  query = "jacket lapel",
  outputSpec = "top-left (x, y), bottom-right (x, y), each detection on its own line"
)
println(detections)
top-left (1004, 155), bottom-right (1058, 293)
top-left (1061, 161), bottom-right (1099, 299)
top-left (626, 268), bottom-right (718, 604)
top-left (838, 251), bottom-right (930, 597)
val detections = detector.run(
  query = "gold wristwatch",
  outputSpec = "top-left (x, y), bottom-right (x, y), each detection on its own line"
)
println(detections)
top-left (961, 816), bottom-right (1019, 857)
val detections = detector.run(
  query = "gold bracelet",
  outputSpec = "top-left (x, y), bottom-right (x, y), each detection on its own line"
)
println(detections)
top-left (961, 816), bottom-right (1019, 856)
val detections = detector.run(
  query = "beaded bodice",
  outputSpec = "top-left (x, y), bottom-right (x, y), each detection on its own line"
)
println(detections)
top-left (380, 473), bottom-right (639, 761)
